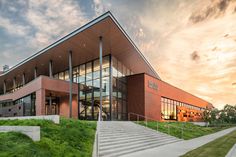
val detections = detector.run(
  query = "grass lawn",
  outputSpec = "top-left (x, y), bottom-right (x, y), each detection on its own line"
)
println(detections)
top-left (181, 130), bottom-right (236, 157)
top-left (137, 121), bottom-right (233, 140)
top-left (0, 118), bottom-right (96, 157)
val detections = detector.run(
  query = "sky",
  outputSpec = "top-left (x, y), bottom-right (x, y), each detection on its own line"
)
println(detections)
top-left (0, 0), bottom-right (235, 109)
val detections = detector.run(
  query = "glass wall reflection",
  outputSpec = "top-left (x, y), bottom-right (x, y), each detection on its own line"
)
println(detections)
top-left (53, 55), bottom-right (132, 120)
top-left (161, 97), bottom-right (203, 120)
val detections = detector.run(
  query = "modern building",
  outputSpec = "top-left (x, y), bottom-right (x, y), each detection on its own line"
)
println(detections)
top-left (0, 12), bottom-right (212, 122)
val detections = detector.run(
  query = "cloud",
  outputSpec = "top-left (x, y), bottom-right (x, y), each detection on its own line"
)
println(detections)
top-left (191, 51), bottom-right (200, 61)
top-left (189, 0), bottom-right (231, 24)
top-left (25, 0), bottom-right (88, 48)
top-left (134, 0), bottom-right (236, 109)
top-left (0, 16), bottom-right (30, 36)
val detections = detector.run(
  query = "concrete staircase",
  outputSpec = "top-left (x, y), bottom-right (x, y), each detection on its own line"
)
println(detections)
top-left (98, 121), bottom-right (182, 157)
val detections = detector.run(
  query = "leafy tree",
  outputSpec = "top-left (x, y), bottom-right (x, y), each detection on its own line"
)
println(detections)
top-left (203, 104), bottom-right (236, 124)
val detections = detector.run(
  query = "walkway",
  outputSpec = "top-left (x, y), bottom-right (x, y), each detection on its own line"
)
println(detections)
top-left (121, 127), bottom-right (236, 157)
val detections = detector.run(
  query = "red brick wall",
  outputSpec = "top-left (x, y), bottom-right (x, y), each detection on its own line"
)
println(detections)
top-left (127, 74), bottom-right (145, 120)
top-left (144, 75), bottom-right (161, 121)
top-left (127, 73), bottom-right (212, 121)
top-left (59, 95), bottom-right (78, 119)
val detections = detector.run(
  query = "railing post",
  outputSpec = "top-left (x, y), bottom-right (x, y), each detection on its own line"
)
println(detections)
top-left (156, 121), bottom-right (158, 131)
top-left (145, 118), bottom-right (147, 127)
top-left (96, 131), bottom-right (99, 157)
top-left (168, 125), bottom-right (170, 134)
top-left (138, 115), bottom-right (140, 124)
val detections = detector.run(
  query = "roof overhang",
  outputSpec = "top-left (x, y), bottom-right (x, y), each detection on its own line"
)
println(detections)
top-left (0, 11), bottom-right (160, 89)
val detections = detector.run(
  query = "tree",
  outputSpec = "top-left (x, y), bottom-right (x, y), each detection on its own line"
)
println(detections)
top-left (224, 104), bottom-right (236, 123)
top-left (203, 109), bottom-right (211, 123)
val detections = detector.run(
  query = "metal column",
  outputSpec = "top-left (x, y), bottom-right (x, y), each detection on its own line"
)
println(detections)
top-left (99, 36), bottom-right (103, 121)
top-left (13, 77), bottom-right (16, 91)
top-left (49, 60), bottom-right (53, 78)
top-left (69, 51), bottom-right (73, 118)
top-left (3, 80), bottom-right (6, 94)
top-left (22, 73), bottom-right (25, 85)
top-left (34, 67), bottom-right (37, 79)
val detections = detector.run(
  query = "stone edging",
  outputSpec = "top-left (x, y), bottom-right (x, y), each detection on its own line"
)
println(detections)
top-left (0, 115), bottom-right (60, 124)
top-left (226, 143), bottom-right (236, 157)
top-left (0, 126), bottom-right (40, 141)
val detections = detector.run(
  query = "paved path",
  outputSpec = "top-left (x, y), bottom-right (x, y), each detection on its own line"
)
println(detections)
top-left (226, 143), bottom-right (236, 157)
top-left (121, 127), bottom-right (236, 157)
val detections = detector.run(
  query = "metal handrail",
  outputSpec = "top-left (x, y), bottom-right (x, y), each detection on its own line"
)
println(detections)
top-left (96, 109), bottom-right (101, 157)
top-left (128, 112), bottom-right (185, 139)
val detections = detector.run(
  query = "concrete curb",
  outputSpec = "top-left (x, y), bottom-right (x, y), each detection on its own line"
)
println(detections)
top-left (226, 143), bottom-right (236, 157)
top-left (0, 126), bottom-right (40, 141)
top-left (0, 115), bottom-right (60, 124)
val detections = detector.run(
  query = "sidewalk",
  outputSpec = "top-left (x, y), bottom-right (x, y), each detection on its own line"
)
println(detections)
top-left (121, 127), bottom-right (236, 157)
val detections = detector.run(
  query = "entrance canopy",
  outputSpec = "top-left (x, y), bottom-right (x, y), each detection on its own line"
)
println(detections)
top-left (0, 11), bottom-right (160, 90)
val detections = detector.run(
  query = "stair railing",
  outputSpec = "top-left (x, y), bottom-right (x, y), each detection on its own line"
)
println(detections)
top-left (128, 112), bottom-right (184, 139)
top-left (128, 112), bottom-right (159, 131)
top-left (96, 110), bottom-right (101, 157)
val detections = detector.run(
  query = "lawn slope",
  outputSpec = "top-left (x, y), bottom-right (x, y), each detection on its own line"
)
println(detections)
top-left (138, 121), bottom-right (232, 140)
top-left (0, 118), bottom-right (96, 157)
top-left (181, 130), bottom-right (236, 157)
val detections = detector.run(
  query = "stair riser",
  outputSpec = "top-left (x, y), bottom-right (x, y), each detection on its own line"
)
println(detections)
top-left (100, 138), bottom-right (179, 151)
top-left (99, 140), bottom-right (181, 157)
top-left (97, 121), bottom-right (182, 157)
top-left (100, 135), bottom-right (172, 145)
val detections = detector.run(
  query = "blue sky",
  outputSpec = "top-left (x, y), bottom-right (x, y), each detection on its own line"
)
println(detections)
top-left (0, 0), bottom-right (236, 109)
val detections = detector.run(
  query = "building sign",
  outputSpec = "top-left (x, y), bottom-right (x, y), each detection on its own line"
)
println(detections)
top-left (148, 80), bottom-right (158, 91)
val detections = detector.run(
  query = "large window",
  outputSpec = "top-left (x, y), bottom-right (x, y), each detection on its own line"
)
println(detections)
top-left (0, 93), bottom-right (36, 117)
top-left (70, 56), bottom-right (111, 120)
top-left (52, 54), bottom-right (132, 121)
top-left (161, 97), bottom-right (203, 120)
top-left (112, 56), bottom-right (131, 120)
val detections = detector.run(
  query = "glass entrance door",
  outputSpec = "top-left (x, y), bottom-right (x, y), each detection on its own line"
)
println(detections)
top-left (45, 97), bottom-right (59, 115)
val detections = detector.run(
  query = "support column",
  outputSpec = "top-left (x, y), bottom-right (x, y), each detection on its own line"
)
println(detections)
top-left (13, 77), bottom-right (16, 91)
top-left (3, 80), bottom-right (6, 94)
top-left (34, 67), bottom-right (37, 79)
top-left (36, 89), bottom-right (46, 116)
top-left (69, 51), bottom-right (73, 118)
top-left (22, 73), bottom-right (25, 85)
top-left (99, 36), bottom-right (103, 121)
top-left (49, 60), bottom-right (53, 78)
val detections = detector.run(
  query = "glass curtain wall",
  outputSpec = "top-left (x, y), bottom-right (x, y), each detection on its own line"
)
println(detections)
top-left (161, 97), bottom-right (203, 120)
top-left (15, 93), bottom-right (36, 116)
top-left (112, 57), bottom-right (132, 120)
top-left (54, 54), bottom-right (132, 121)
top-left (73, 55), bottom-right (111, 120)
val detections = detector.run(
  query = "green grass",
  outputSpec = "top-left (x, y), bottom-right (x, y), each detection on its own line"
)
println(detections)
top-left (0, 118), bottom-right (96, 157)
top-left (137, 121), bottom-right (233, 140)
top-left (181, 130), bottom-right (236, 157)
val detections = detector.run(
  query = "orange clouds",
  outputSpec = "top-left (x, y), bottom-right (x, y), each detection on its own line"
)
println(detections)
top-left (137, 0), bottom-right (236, 109)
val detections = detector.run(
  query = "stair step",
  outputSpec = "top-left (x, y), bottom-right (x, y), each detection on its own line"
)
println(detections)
top-left (99, 131), bottom-right (163, 138)
top-left (100, 133), bottom-right (166, 142)
top-left (97, 121), bottom-right (182, 157)
top-left (100, 136), bottom-right (177, 150)
top-left (99, 139), bottom-right (181, 157)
